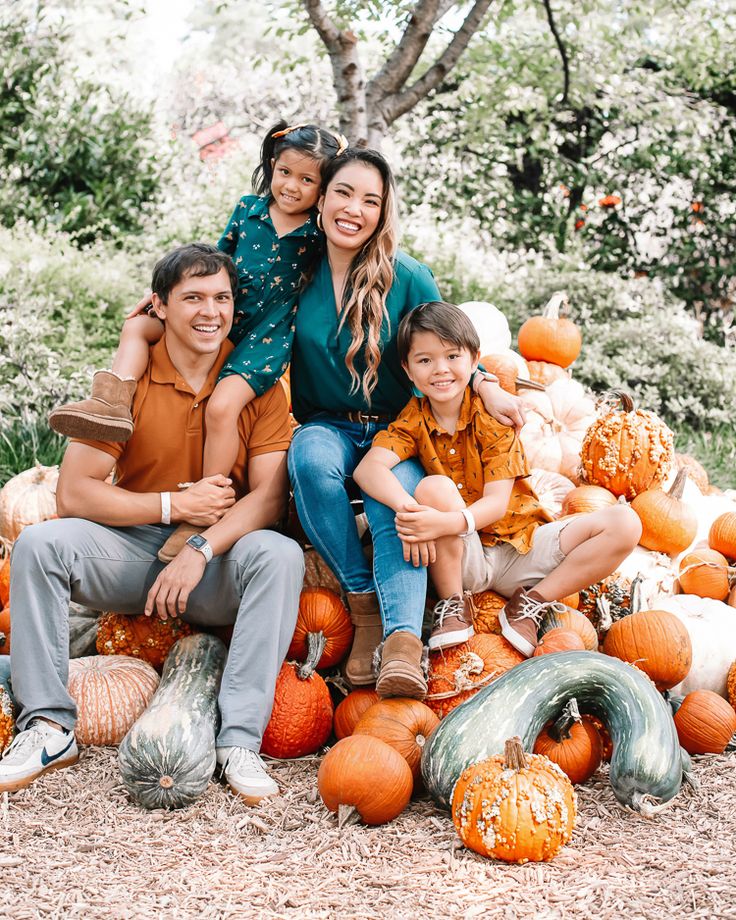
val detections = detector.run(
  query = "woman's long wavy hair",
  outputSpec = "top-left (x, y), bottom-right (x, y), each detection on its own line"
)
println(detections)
top-left (321, 148), bottom-right (399, 404)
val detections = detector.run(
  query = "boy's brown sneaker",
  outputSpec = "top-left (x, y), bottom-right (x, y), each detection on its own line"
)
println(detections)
top-left (48, 371), bottom-right (136, 442)
top-left (427, 593), bottom-right (475, 651)
top-left (500, 588), bottom-right (567, 657)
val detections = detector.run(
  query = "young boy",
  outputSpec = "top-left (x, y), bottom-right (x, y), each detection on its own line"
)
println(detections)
top-left (353, 301), bottom-right (641, 657)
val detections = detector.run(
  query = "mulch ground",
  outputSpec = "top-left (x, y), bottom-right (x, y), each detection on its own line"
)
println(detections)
top-left (2, 747), bottom-right (735, 920)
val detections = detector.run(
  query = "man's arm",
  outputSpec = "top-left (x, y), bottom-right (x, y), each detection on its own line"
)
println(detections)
top-left (56, 443), bottom-right (235, 527)
top-left (144, 448), bottom-right (289, 621)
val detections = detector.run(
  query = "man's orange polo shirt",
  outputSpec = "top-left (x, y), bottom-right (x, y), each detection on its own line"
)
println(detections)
top-left (75, 338), bottom-right (292, 498)
top-left (373, 388), bottom-right (551, 553)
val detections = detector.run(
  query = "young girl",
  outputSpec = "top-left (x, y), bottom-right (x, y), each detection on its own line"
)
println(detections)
top-left (50, 120), bottom-right (346, 559)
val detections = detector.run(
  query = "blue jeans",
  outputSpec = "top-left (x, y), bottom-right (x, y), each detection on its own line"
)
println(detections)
top-left (288, 414), bottom-right (426, 637)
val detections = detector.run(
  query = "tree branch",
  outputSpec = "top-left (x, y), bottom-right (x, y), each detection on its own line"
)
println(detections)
top-left (381, 0), bottom-right (494, 124)
top-left (541, 0), bottom-right (569, 105)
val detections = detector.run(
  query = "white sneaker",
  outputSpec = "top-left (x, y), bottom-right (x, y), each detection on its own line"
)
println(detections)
top-left (216, 746), bottom-right (278, 805)
top-left (0, 719), bottom-right (78, 793)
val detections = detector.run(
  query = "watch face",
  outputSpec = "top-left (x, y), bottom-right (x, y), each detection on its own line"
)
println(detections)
top-left (187, 534), bottom-right (208, 550)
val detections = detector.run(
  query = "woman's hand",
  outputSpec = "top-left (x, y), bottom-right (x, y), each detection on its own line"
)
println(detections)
top-left (478, 381), bottom-right (525, 433)
top-left (125, 290), bottom-right (154, 320)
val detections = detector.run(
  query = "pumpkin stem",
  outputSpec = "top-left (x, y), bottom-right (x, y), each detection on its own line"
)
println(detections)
top-left (515, 377), bottom-right (546, 392)
top-left (548, 698), bottom-right (581, 743)
top-left (629, 575), bottom-right (644, 616)
top-left (630, 791), bottom-right (672, 818)
top-left (662, 691), bottom-right (684, 716)
top-left (337, 803), bottom-right (361, 830)
top-left (603, 389), bottom-right (634, 414)
top-left (595, 596), bottom-right (613, 636)
top-left (503, 736), bottom-right (527, 772)
top-left (667, 468), bottom-right (688, 500)
top-left (298, 631), bottom-right (327, 680)
top-left (541, 291), bottom-right (568, 320)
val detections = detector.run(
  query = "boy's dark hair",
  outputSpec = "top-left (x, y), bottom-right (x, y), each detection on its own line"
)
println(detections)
top-left (151, 243), bottom-right (238, 304)
top-left (252, 120), bottom-right (343, 197)
top-left (397, 301), bottom-right (481, 364)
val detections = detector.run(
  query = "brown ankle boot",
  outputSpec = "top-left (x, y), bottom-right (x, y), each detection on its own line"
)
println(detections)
top-left (344, 592), bottom-right (384, 687)
top-left (49, 371), bottom-right (137, 441)
top-left (158, 524), bottom-right (204, 564)
top-left (375, 631), bottom-right (427, 700)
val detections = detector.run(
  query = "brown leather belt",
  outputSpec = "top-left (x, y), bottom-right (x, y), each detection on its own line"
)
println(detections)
top-left (344, 410), bottom-right (392, 424)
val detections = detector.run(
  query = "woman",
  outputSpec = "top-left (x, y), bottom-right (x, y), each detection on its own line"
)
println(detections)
top-left (288, 148), bottom-right (523, 699)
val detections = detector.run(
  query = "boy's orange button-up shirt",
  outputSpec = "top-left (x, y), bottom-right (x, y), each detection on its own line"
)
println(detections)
top-left (372, 388), bottom-right (551, 553)
top-left (75, 338), bottom-right (292, 499)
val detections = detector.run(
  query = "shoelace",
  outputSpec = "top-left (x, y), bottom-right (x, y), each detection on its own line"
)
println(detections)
top-left (3, 721), bottom-right (48, 762)
top-left (516, 596), bottom-right (566, 624)
top-left (225, 748), bottom-right (269, 777)
top-left (433, 594), bottom-right (464, 627)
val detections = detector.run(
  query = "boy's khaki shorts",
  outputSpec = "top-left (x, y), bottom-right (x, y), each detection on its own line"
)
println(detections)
top-left (461, 520), bottom-right (571, 597)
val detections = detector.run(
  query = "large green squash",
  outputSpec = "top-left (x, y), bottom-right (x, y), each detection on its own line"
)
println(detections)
top-left (421, 651), bottom-right (685, 814)
top-left (118, 633), bottom-right (227, 809)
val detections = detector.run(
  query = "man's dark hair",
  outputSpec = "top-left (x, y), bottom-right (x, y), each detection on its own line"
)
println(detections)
top-left (397, 301), bottom-right (481, 364)
top-left (151, 243), bottom-right (238, 304)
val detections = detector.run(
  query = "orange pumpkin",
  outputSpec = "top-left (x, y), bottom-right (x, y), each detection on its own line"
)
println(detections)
top-left (353, 698), bottom-right (439, 780)
top-left (560, 484), bottom-right (618, 516)
top-left (0, 608), bottom-right (10, 654)
top-left (479, 353), bottom-right (520, 393)
top-left (539, 607), bottom-right (598, 650)
top-left (586, 715), bottom-right (613, 762)
top-left (287, 587), bottom-right (353, 676)
top-left (727, 660), bottom-right (736, 710)
top-left (426, 634), bottom-right (524, 719)
top-left (674, 690), bottom-right (736, 754)
top-left (67, 655), bottom-right (160, 746)
top-left (525, 360), bottom-right (570, 387)
top-left (675, 453), bottom-right (709, 494)
top-left (678, 548), bottom-right (730, 601)
top-left (471, 590), bottom-right (506, 634)
top-left (580, 391), bottom-right (675, 500)
top-left (517, 293), bottom-right (582, 368)
top-left (261, 661), bottom-right (334, 759)
top-left (451, 736), bottom-right (577, 862)
top-left (0, 464), bottom-right (59, 543)
top-left (333, 688), bottom-right (380, 740)
top-left (709, 512), bottom-right (736, 561)
top-left (318, 734), bottom-right (413, 826)
top-left (558, 592), bottom-right (579, 609)
top-left (0, 685), bottom-right (14, 752)
top-left (0, 555), bottom-right (9, 608)
top-left (533, 627), bottom-right (585, 656)
top-left (96, 612), bottom-right (195, 671)
top-left (631, 469), bottom-right (697, 556)
top-left (533, 699), bottom-right (603, 783)
top-left (602, 608), bottom-right (692, 691)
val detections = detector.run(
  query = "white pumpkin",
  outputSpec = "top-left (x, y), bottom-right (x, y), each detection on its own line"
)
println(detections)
top-left (615, 545), bottom-right (678, 606)
top-left (0, 464), bottom-right (59, 544)
top-left (529, 469), bottom-right (575, 519)
top-left (653, 594), bottom-right (736, 698)
top-left (519, 378), bottom-right (596, 480)
top-left (457, 301), bottom-right (512, 353)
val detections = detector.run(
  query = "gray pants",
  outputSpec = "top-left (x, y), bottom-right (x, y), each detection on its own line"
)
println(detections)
top-left (9, 518), bottom-right (304, 750)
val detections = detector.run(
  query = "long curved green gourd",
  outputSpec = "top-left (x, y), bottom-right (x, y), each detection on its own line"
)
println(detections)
top-left (421, 651), bottom-right (686, 815)
top-left (118, 633), bottom-right (227, 810)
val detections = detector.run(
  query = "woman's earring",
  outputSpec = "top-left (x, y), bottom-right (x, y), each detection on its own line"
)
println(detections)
top-left (317, 211), bottom-right (323, 231)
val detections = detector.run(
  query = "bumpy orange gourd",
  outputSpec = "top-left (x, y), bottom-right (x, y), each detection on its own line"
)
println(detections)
top-left (727, 661), bottom-right (736, 710)
top-left (631, 469), bottom-right (697, 555)
top-left (533, 700), bottom-right (603, 784)
top-left (580, 391), bottom-right (674, 500)
top-left (560, 484), bottom-right (618, 516)
top-left (709, 512), bottom-right (736, 561)
top-left (674, 690), bottom-right (736, 754)
top-left (261, 661), bottom-right (334, 758)
top-left (0, 687), bottom-right (14, 752)
top-left (517, 293), bottom-right (582, 368)
top-left (333, 688), bottom-right (380, 740)
top-left (353, 698), bottom-right (439, 779)
top-left (0, 608), bottom-right (10, 654)
top-left (0, 556), bottom-right (9, 608)
top-left (96, 612), bottom-right (195, 671)
top-left (678, 548), bottom-right (730, 601)
top-left (67, 655), bottom-right (160, 746)
top-left (539, 607), bottom-right (598, 650)
top-left (533, 628), bottom-right (585, 656)
top-left (318, 735), bottom-right (413, 826)
top-left (602, 608), bottom-right (692, 690)
top-left (471, 590), bottom-right (507, 634)
top-left (426, 634), bottom-right (524, 719)
top-left (302, 549), bottom-right (342, 594)
top-left (0, 464), bottom-right (59, 543)
top-left (452, 737), bottom-right (577, 863)
top-left (287, 587), bottom-right (354, 676)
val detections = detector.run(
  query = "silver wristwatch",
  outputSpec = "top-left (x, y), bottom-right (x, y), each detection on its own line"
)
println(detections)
top-left (186, 533), bottom-right (213, 563)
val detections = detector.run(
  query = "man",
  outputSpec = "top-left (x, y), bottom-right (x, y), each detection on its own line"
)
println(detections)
top-left (0, 243), bottom-right (303, 804)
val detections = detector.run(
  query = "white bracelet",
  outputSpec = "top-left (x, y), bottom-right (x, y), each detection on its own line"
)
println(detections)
top-left (160, 491), bottom-right (172, 526)
top-left (459, 508), bottom-right (476, 537)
